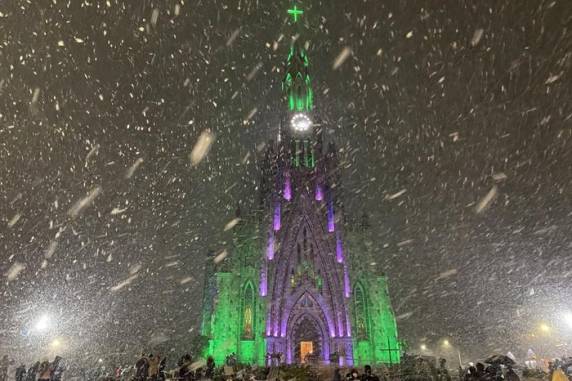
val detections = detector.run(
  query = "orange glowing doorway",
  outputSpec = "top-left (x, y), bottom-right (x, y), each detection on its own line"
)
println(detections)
top-left (300, 341), bottom-right (314, 363)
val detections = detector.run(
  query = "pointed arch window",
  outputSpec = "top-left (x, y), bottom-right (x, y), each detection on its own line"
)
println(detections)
top-left (353, 283), bottom-right (369, 339)
top-left (242, 282), bottom-right (255, 339)
top-left (300, 293), bottom-right (314, 308)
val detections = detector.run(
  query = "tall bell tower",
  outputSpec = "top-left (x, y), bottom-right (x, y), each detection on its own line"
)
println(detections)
top-left (261, 5), bottom-right (354, 365)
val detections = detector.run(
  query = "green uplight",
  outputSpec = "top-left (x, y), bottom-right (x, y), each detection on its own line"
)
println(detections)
top-left (287, 5), bottom-right (304, 23)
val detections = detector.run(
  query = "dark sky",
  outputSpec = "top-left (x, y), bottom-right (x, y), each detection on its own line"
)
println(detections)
top-left (1, 0), bottom-right (571, 366)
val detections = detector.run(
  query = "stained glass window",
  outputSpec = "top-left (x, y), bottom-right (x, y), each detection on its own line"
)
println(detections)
top-left (354, 284), bottom-right (368, 339)
top-left (242, 283), bottom-right (254, 339)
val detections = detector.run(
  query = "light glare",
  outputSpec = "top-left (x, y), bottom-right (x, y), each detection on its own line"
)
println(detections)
top-left (50, 338), bottom-right (61, 348)
top-left (290, 113), bottom-right (312, 132)
top-left (563, 312), bottom-right (572, 329)
top-left (34, 314), bottom-right (51, 332)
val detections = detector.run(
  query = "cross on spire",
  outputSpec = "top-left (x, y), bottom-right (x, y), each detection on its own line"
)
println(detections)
top-left (287, 5), bottom-right (303, 23)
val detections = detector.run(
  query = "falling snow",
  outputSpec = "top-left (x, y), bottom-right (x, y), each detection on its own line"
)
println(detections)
top-left (0, 0), bottom-right (570, 367)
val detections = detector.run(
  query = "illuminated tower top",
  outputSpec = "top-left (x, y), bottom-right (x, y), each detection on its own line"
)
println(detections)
top-left (287, 5), bottom-right (304, 23)
top-left (283, 5), bottom-right (314, 114)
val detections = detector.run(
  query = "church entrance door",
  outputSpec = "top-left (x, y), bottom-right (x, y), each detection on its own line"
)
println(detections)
top-left (300, 341), bottom-right (313, 363)
top-left (291, 315), bottom-right (323, 364)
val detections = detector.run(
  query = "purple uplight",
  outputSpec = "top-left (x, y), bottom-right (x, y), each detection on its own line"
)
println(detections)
top-left (259, 263), bottom-right (267, 296)
top-left (343, 264), bottom-right (351, 298)
top-left (266, 318), bottom-right (272, 336)
top-left (315, 184), bottom-right (324, 201)
top-left (267, 233), bottom-right (275, 260)
top-left (273, 202), bottom-right (281, 231)
top-left (327, 201), bottom-right (335, 232)
top-left (336, 236), bottom-right (344, 263)
top-left (284, 174), bottom-right (292, 201)
top-left (280, 316), bottom-right (287, 337)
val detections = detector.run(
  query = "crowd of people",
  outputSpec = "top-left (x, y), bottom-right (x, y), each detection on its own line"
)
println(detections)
top-left (459, 359), bottom-right (572, 381)
top-left (132, 353), bottom-right (168, 381)
top-left (131, 353), bottom-right (216, 381)
top-left (0, 355), bottom-right (65, 381)
top-left (460, 363), bottom-right (520, 381)
top-left (333, 365), bottom-right (384, 381)
top-left (398, 358), bottom-right (453, 381)
top-left (3, 351), bottom-right (572, 381)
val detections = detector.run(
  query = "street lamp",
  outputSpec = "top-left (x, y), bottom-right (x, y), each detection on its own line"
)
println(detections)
top-left (539, 323), bottom-right (551, 333)
top-left (442, 339), bottom-right (451, 348)
top-left (563, 312), bottom-right (572, 329)
top-left (34, 314), bottom-right (51, 332)
top-left (420, 344), bottom-right (428, 351)
top-left (50, 338), bottom-right (62, 349)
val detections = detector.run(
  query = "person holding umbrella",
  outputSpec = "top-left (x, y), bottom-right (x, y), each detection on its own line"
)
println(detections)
top-left (484, 354), bottom-right (517, 381)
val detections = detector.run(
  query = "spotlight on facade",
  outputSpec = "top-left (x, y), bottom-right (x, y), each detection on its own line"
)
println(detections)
top-left (420, 344), bottom-right (427, 351)
top-left (290, 113), bottom-right (312, 132)
top-left (539, 323), bottom-right (551, 333)
top-left (442, 339), bottom-right (451, 348)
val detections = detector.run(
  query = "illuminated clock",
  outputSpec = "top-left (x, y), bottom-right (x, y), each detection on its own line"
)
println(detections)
top-left (290, 113), bottom-right (313, 133)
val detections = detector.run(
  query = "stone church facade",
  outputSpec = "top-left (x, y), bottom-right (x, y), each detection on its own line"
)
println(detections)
top-left (200, 8), bottom-right (400, 366)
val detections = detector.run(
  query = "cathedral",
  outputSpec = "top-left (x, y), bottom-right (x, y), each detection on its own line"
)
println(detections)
top-left (200, 6), bottom-right (400, 366)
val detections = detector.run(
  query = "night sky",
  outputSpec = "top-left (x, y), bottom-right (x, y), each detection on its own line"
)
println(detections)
top-left (1, 0), bottom-right (571, 366)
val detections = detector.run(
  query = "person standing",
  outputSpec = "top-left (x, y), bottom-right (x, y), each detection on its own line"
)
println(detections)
top-left (347, 369), bottom-right (360, 381)
top-left (135, 353), bottom-right (149, 381)
top-left (148, 355), bottom-right (159, 381)
top-left (333, 368), bottom-right (342, 381)
top-left (436, 359), bottom-right (452, 381)
top-left (37, 361), bottom-right (52, 381)
top-left (114, 366), bottom-right (122, 381)
top-left (50, 356), bottom-right (65, 381)
top-left (26, 362), bottom-right (39, 381)
top-left (205, 357), bottom-right (215, 380)
top-left (178, 354), bottom-right (192, 381)
top-left (0, 356), bottom-right (12, 381)
top-left (504, 366), bottom-right (520, 381)
top-left (15, 364), bottom-right (27, 381)
top-left (361, 365), bottom-right (380, 381)
top-left (158, 356), bottom-right (166, 381)
top-left (551, 366), bottom-right (567, 381)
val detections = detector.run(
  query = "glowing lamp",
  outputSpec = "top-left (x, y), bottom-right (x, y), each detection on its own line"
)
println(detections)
top-left (564, 312), bottom-right (572, 329)
top-left (34, 314), bottom-right (51, 332)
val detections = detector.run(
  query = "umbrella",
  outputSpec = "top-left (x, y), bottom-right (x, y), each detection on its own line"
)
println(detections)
top-left (484, 354), bottom-right (516, 366)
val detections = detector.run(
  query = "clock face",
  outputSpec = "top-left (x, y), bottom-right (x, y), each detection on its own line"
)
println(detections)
top-left (290, 113), bottom-right (313, 133)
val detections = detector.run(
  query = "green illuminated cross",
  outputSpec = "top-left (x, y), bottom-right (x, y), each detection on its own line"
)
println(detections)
top-left (287, 5), bottom-right (303, 23)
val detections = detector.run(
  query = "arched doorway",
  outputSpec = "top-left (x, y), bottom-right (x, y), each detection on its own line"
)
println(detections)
top-left (289, 314), bottom-right (325, 364)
